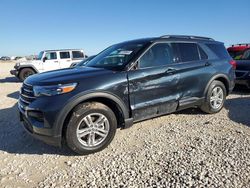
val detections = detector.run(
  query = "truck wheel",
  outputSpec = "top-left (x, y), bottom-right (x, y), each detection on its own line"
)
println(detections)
top-left (200, 80), bottom-right (226, 114)
top-left (19, 68), bottom-right (35, 81)
top-left (66, 102), bottom-right (117, 155)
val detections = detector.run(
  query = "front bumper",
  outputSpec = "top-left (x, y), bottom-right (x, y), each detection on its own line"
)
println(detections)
top-left (10, 69), bottom-right (19, 76)
top-left (18, 103), bottom-right (61, 147)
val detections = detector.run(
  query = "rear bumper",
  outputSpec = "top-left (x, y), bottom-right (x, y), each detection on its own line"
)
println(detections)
top-left (18, 103), bottom-right (61, 147)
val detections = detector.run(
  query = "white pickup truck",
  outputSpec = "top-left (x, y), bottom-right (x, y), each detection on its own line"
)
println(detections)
top-left (10, 49), bottom-right (87, 81)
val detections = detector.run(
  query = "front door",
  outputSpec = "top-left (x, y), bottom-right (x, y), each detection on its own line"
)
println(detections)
top-left (128, 42), bottom-right (181, 121)
top-left (42, 51), bottom-right (60, 72)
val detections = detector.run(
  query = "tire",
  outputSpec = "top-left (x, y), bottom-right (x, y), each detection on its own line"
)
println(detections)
top-left (200, 80), bottom-right (226, 114)
top-left (66, 102), bottom-right (117, 155)
top-left (19, 68), bottom-right (35, 81)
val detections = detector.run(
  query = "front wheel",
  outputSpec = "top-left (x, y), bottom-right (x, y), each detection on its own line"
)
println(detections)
top-left (19, 68), bottom-right (35, 81)
top-left (200, 80), bottom-right (226, 114)
top-left (66, 102), bottom-right (117, 155)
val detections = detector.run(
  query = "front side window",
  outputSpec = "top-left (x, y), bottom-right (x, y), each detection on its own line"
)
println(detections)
top-left (177, 43), bottom-right (200, 62)
top-left (139, 43), bottom-right (174, 68)
top-left (45, 52), bottom-right (57, 60)
top-left (72, 51), bottom-right (84, 59)
top-left (60, 52), bottom-right (70, 59)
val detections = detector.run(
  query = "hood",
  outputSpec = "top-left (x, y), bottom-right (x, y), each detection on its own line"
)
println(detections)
top-left (25, 66), bottom-right (113, 86)
top-left (18, 60), bottom-right (41, 65)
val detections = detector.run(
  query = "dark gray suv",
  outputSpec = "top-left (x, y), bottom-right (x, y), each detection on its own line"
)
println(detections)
top-left (18, 35), bottom-right (235, 155)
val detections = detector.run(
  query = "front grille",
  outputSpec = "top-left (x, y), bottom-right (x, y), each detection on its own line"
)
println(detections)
top-left (19, 82), bottom-right (36, 110)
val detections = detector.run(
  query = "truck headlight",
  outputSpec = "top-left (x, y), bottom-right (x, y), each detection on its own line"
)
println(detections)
top-left (33, 83), bottom-right (77, 97)
top-left (14, 63), bottom-right (20, 69)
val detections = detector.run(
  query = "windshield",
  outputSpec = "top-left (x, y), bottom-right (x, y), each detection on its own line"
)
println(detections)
top-left (77, 55), bottom-right (96, 67)
top-left (37, 51), bottom-right (44, 60)
top-left (86, 42), bottom-right (147, 70)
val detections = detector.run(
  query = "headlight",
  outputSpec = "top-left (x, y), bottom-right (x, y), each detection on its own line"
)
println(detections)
top-left (15, 63), bottom-right (20, 69)
top-left (33, 83), bottom-right (77, 97)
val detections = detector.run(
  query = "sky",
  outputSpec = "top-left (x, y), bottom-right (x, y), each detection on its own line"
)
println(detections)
top-left (0, 0), bottom-right (249, 57)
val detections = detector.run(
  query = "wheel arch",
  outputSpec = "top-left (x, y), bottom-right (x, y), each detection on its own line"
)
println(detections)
top-left (55, 92), bottom-right (130, 140)
top-left (18, 65), bottom-right (39, 76)
top-left (204, 74), bottom-right (230, 96)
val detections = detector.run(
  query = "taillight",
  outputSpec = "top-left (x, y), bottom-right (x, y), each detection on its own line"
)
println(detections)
top-left (229, 60), bottom-right (237, 69)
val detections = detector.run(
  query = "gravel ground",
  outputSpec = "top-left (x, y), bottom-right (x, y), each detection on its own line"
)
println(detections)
top-left (0, 62), bottom-right (250, 188)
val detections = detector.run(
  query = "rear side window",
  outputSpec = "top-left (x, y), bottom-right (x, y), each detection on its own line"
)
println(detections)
top-left (198, 46), bottom-right (208, 60)
top-left (206, 43), bottom-right (230, 59)
top-left (177, 43), bottom-right (200, 62)
top-left (72, 51), bottom-right (84, 59)
top-left (242, 49), bottom-right (250, 60)
top-left (60, 52), bottom-right (70, 59)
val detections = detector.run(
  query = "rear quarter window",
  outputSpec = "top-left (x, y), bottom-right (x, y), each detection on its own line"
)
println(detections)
top-left (206, 43), bottom-right (230, 59)
top-left (72, 51), bottom-right (84, 59)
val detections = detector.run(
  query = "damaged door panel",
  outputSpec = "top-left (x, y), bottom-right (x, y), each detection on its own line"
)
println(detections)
top-left (172, 42), bottom-right (214, 105)
top-left (128, 66), bottom-right (181, 121)
top-left (127, 42), bottom-right (181, 121)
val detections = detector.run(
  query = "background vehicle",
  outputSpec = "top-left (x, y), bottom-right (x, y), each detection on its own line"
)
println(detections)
top-left (0, 56), bottom-right (11, 61)
top-left (227, 44), bottom-right (250, 88)
top-left (70, 55), bottom-right (96, 67)
top-left (18, 35), bottom-right (235, 155)
top-left (10, 49), bottom-right (87, 81)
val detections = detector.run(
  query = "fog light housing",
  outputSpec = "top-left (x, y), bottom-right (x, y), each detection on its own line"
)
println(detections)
top-left (28, 111), bottom-right (44, 122)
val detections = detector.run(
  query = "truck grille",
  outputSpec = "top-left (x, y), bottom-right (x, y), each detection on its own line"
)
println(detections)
top-left (19, 82), bottom-right (36, 111)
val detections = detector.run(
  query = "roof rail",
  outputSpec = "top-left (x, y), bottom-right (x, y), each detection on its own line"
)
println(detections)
top-left (231, 43), bottom-right (250, 47)
top-left (160, 35), bottom-right (214, 41)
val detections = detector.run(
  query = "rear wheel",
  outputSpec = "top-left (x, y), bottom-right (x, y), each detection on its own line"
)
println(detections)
top-left (19, 68), bottom-right (35, 81)
top-left (200, 80), bottom-right (226, 114)
top-left (66, 102), bottom-right (117, 155)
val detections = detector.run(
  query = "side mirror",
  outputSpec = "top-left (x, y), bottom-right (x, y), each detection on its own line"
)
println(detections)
top-left (43, 57), bottom-right (47, 62)
top-left (130, 61), bottom-right (138, 71)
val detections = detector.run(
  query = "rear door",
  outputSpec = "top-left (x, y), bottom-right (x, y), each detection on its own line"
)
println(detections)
top-left (59, 51), bottom-right (72, 68)
top-left (128, 42), bottom-right (181, 121)
top-left (172, 42), bottom-right (212, 106)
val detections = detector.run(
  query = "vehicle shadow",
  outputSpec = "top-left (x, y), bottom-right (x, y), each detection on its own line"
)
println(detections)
top-left (7, 91), bottom-right (19, 100)
top-left (232, 85), bottom-right (250, 95)
top-left (224, 97), bottom-right (250, 127)
top-left (0, 102), bottom-right (74, 156)
top-left (175, 87), bottom-right (250, 127)
top-left (0, 76), bottom-right (21, 83)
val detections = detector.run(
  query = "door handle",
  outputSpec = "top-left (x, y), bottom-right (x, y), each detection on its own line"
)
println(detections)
top-left (205, 61), bottom-right (211, 66)
top-left (165, 68), bottom-right (176, 74)
top-left (54, 61), bottom-right (58, 63)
